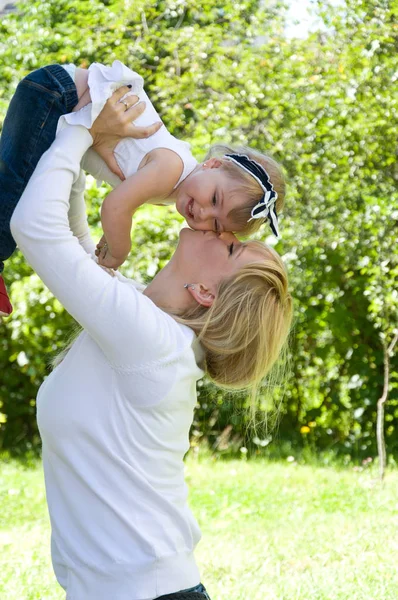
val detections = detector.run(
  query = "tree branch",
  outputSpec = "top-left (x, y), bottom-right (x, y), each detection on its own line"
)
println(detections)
top-left (377, 330), bottom-right (398, 481)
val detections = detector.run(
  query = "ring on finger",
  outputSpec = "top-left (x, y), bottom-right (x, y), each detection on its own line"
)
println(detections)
top-left (120, 100), bottom-right (129, 109)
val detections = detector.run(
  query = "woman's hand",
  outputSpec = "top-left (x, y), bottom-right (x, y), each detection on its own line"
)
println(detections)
top-left (89, 86), bottom-right (163, 139)
top-left (88, 86), bottom-right (163, 179)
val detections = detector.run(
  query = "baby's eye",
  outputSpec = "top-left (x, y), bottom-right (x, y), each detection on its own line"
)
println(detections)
top-left (212, 194), bottom-right (217, 206)
top-left (229, 243), bottom-right (234, 256)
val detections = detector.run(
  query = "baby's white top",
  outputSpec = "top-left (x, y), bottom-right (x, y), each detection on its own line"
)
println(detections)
top-left (60, 60), bottom-right (198, 190)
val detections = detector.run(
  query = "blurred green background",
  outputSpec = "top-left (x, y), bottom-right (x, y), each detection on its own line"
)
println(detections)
top-left (0, 0), bottom-right (397, 463)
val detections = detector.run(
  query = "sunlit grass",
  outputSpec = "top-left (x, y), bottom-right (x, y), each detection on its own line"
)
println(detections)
top-left (1, 456), bottom-right (397, 599)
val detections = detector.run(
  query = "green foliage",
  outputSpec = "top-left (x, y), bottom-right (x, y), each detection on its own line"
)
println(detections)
top-left (0, 0), bottom-right (397, 459)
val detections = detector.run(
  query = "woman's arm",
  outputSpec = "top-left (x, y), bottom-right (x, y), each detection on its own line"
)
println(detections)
top-left (99, 150), bottom-right (183, 267)
top-left (10, 125), bottom-right (180, 370)
top-left (68, 168), bottom-right (96, 255)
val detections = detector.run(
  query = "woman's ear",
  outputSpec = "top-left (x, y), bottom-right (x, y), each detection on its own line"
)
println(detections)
top-left (187, 283), bottom-right (215, 308)
top-left (202, 157), bottom-right (223, 169)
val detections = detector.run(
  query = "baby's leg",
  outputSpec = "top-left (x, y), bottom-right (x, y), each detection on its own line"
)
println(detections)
top-left (0, 65), bottom-right (79, 314)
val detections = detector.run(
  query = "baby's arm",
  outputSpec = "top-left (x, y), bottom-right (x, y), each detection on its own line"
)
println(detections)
top-left (99, 149), bottom-right (183, 267)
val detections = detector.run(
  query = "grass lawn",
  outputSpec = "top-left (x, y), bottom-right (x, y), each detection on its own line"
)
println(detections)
top-left (1, 456), bottom-right (397, 600)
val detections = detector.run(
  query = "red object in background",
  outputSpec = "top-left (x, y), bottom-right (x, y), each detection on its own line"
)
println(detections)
top-left (0, 275), bottom-right (13, 316)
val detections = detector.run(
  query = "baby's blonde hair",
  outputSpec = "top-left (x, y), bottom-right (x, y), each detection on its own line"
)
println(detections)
top-left (205, 145), bottom-right (286, 236)
top-left (172, 241), bottom-right (293, 411)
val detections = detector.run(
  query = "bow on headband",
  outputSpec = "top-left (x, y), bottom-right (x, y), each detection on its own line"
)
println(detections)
top-left (224, 153), bottom-right (280, 237)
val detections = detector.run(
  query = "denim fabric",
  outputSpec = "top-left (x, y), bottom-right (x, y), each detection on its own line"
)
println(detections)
top-left (0, 64), bottom-right (78, 272)
top-left (155, 583), bottom-right (211, 599)
top-left (180, 583), bottom-right (211, 598)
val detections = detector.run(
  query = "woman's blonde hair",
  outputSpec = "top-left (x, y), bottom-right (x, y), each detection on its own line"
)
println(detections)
top-left (53, 243), bottom-right (292, 419)
top-left (171, 241), bottom-right (293, 412)
top-left (205, 144), bottom-right (286, 236)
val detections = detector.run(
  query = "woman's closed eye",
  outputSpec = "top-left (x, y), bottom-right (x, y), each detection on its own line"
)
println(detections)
top-left (228, 243), bottom-right (234, 256)
top-left (212, 195), bottom-right (219, 233)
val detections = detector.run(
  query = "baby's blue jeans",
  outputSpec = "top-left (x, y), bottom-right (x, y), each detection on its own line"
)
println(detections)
top-left (0, 64), bottom-right (78, 272)
top-left (186, 583), bottom-right (210, 598)
top-left (156, 583), bottom-right (211, 599)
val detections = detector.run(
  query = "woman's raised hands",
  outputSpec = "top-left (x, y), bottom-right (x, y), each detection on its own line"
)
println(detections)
top-left (88, 86), bottom-right (163, 179)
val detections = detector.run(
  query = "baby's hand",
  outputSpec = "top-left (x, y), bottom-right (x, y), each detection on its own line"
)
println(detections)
top-left (99, 251), bottom-right (125, 270)
top-left (95, 236), bottom-right (127, 270)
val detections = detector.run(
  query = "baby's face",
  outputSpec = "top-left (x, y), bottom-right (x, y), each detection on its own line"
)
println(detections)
top-left (175, 161), bottom-right (246, 233)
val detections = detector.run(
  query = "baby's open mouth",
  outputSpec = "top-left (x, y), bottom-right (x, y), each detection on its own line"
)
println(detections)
top-left (186, 198), bottom-right (194, 220)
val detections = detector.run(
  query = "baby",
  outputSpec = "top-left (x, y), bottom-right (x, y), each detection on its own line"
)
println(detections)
top-left (0, 60), bottom-right (284, 316)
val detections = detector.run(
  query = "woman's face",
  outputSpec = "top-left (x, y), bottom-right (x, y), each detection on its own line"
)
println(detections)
top-left (145, 229), bottom-right (268, 312)
top-left (171, 229), bottom-right (263, 289)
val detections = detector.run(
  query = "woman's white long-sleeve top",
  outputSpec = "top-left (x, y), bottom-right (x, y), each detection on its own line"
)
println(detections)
top-left (10, 125), bottom-right (204, 600)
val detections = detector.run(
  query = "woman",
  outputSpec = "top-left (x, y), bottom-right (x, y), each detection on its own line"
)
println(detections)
top-left (10, 92), bottom-right (293, 600)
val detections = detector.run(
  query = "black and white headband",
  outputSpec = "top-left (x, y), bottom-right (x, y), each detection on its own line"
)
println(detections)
top-left (224, 153), bottom-right (279, 237)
